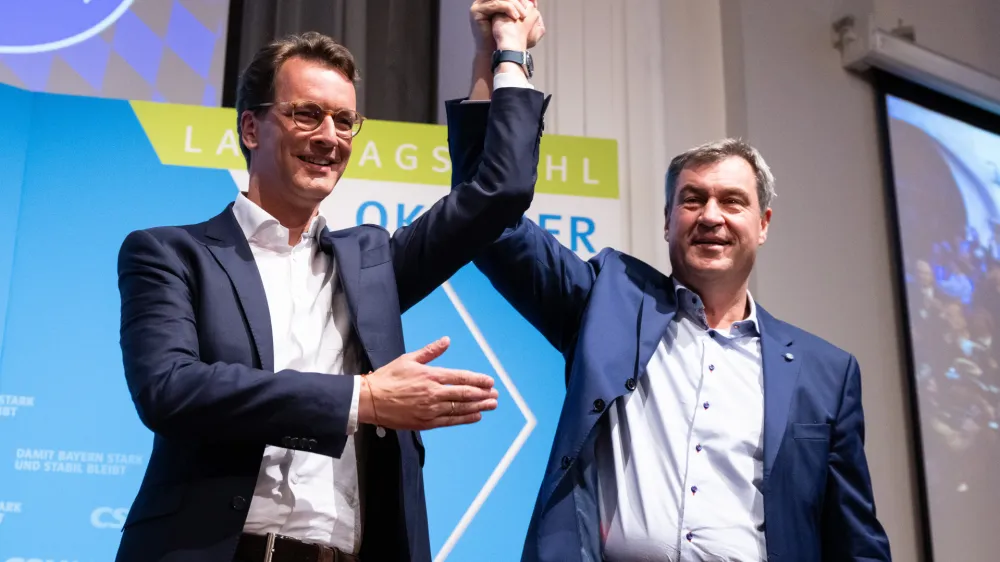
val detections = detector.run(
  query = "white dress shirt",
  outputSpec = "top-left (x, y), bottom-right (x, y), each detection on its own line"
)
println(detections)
top-left (232, 71), bottom-right (531, 550)
top-left (598, 281), bottom-right (768, 562)
top-left (233, 193), bottom-right (365, 552)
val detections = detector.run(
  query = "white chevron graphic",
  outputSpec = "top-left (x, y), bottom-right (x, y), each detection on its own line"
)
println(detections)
top-left (434, 281), bottom-right (536, 562)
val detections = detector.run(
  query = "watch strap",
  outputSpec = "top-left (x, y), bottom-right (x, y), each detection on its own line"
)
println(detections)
top-left (491, 49), bottom-right (532, 77)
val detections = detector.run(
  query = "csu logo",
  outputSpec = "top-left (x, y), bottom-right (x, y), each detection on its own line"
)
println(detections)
top-left (0, 0), bottom-right (134, 54)
top-left (90, 507), bottom-right (128, 529)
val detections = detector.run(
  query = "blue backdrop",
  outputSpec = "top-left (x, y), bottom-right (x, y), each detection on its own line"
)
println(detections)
top-left (0, 83), bottom-right (573, 562)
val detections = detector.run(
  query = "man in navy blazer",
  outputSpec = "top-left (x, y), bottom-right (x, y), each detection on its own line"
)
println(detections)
top-left (115, 3), bottom-right (547, 561)
top-left (449, 83), bottom-right (891, 559)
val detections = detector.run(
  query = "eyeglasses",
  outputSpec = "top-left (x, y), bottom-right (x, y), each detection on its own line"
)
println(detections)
top-left (252, 101), bottom-right (365, 138)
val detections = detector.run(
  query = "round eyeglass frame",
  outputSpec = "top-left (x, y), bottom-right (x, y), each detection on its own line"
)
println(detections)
top-left (252, 101), bottom-right (365, 138)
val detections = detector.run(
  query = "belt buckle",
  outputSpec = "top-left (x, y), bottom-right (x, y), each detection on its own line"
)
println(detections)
top-left (262, 532), bottom-right (277, 562)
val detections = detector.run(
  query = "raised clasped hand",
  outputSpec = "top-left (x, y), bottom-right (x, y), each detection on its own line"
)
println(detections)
top-left (470, 0), bottom-right (545, 53)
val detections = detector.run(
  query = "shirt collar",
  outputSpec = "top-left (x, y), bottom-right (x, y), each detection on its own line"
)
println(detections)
top-left (672, 278), bottom-right (760, 337)
top-left (232, 192), bottom-right (327, 250)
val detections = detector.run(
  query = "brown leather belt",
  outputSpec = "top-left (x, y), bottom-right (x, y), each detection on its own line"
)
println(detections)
top-left (234, 533), bottom-right (359, 562)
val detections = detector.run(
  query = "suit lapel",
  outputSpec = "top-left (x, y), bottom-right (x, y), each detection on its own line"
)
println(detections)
top-left (634, 276), bottom-right (677, 381)
top-left (204, 205), bottom-right (274, 371)
top-left (321, 228), bottom-right (396, 371)
top-left (321, 228), bottom-right (361, 331)
top-left (758, 307), bottom-right (800, 481)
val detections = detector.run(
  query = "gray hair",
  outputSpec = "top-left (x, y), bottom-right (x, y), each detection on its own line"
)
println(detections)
top-left (664, 138), bottom-right (776, 215)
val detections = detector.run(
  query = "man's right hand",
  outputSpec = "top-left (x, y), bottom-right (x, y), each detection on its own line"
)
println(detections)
top-left (470, 0), bottom-right (531, 54)
top-left (358, 336), bottom-right (499, 430)
top-left (493, 0), bottom-right (544, 52)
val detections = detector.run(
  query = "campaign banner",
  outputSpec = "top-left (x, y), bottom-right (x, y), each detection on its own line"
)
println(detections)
top-left (0, 82), bottom-right (621, 562)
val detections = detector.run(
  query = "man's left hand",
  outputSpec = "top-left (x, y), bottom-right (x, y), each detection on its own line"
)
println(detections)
top-left (493, 0), bottom-right (545, 51)
top-left (470, 0), bottom-right (532, 53)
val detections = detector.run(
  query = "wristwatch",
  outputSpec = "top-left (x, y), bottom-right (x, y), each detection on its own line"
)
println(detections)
top-left (491, 49), bottom-right (533, 78)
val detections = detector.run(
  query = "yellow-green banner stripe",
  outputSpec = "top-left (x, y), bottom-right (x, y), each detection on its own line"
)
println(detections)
top-left (130, 101), bottom-right (618, 198)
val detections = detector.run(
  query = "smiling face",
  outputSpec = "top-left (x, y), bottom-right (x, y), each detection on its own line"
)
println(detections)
top-left (240, 56), bottom-right (357, 212)
top-left (665, 156), bottom-right (771, 290)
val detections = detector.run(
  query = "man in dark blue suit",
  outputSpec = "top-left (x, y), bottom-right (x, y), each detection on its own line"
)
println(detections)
top-left (115, 2), bottom-right (547, 560)
top-left (450, 82), bottom-right (891, 558)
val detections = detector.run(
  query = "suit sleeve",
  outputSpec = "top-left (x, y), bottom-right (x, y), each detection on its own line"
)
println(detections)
top-left (444, 90), bottom-right (601, 356)
top-left (117, 229), bottom-right (354, 458)
top-left (388, 87), bottom-right (548, 313)
top-left (821, 355), bottom-right (893, 561)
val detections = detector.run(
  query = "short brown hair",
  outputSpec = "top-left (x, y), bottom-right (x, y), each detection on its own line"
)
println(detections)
top-left (235, 31), bottom-right (359, 167)
top-left (664, 138), bottom-right (776, 216)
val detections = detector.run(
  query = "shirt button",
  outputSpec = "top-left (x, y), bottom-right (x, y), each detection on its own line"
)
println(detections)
top-left (686, 531), bottom-right (694, 541)
top-left (691, 485), bottom-right (698, 494)
top-left (625, 378), bottom-right (637, 391)
top-left (696, 444), bottom-right (703, 452)
top-left (708, 364), bottom-right (715, 371)
top-left (703, 402), bottom-right (710, 409)
top-left (593, 399), bottom-right (606, 413)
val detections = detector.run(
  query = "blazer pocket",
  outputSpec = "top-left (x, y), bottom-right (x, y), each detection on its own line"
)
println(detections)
top-left (360, 244), bottom-right (391, 269)
top-left (792, 422), bottom-right (831, 440)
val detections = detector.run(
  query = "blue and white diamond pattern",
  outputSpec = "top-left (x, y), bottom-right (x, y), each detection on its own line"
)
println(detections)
top-left (0, 0), bottom-right (228, 105)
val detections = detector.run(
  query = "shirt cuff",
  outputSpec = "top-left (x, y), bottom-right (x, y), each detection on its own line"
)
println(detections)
top-left (460, 71), bottom-right (536, 104)
top-left (347, 375), bottom-right (361, 435)
top-left (493, 70), bottom-right (535, 90)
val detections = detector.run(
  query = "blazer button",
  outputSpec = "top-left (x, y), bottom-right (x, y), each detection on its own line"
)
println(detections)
top-left (308, 438), bottom-right (318, 450)
top-left (561, 455), bottom-right (573, 469)
top-left (593, 399), bottom-right (606, 413)
top-left (282, 436), bottom-right (292, 447)
top-left (231, 495), bottom-right (247, 511)
top-left (289, 437), bottom-right (301, 448)
top-left (625, 378), bottom-right (637, 391)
